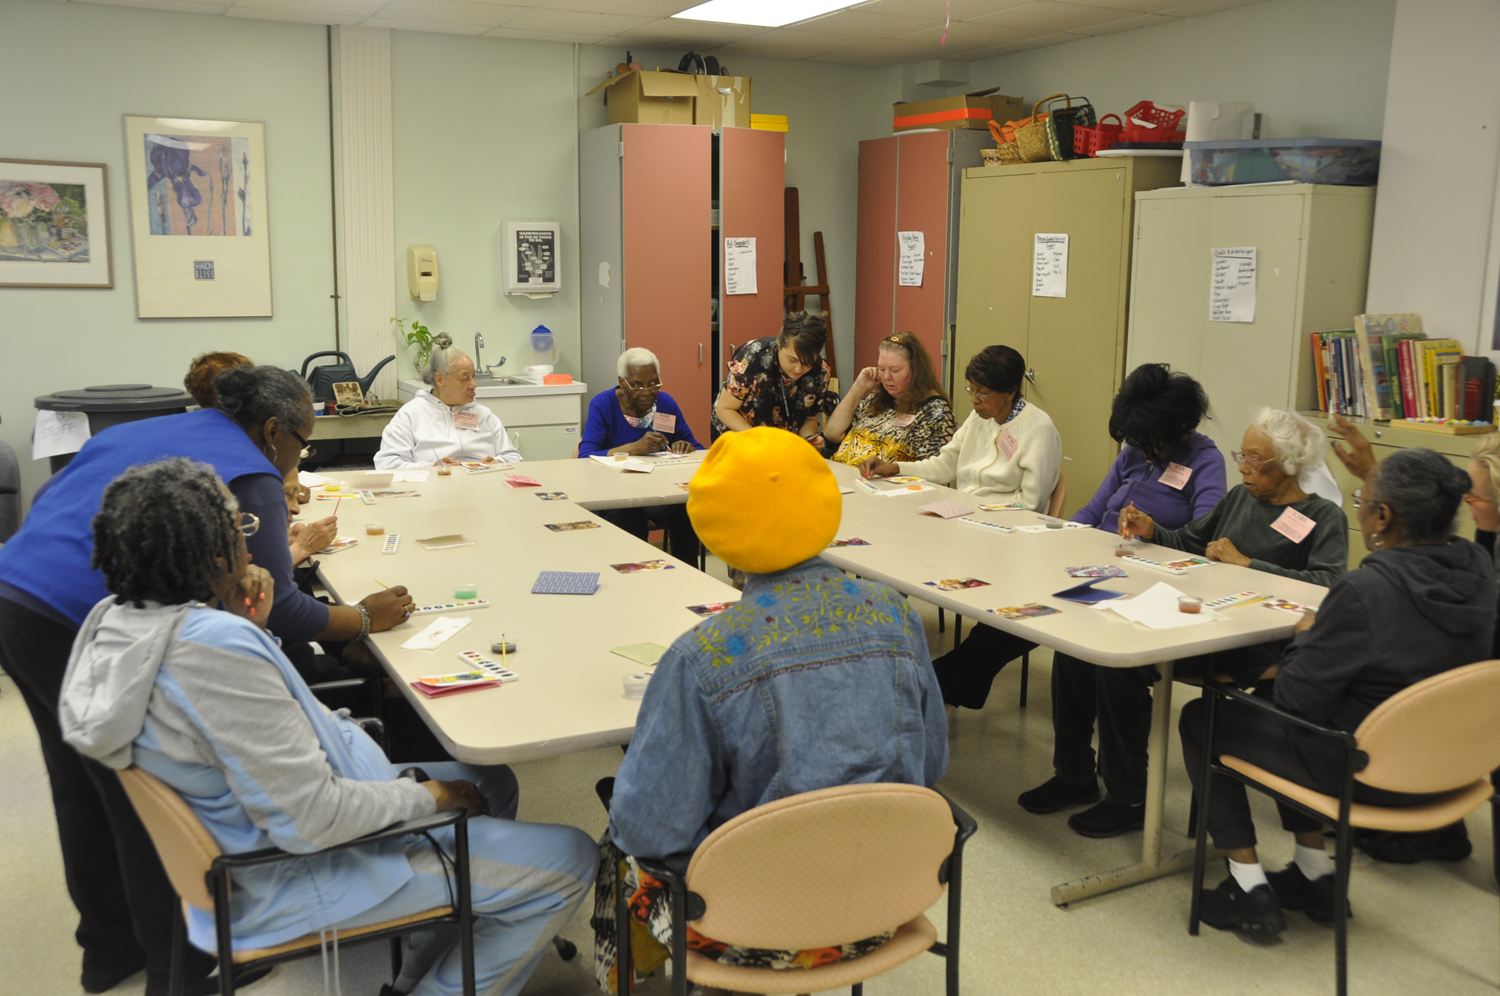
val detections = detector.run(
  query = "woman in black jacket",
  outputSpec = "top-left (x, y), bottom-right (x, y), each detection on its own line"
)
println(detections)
top-left (1179, 448), bottom-right (1496, 936)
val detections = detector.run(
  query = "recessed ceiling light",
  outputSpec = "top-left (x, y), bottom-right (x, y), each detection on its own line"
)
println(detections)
top-left (672, 0), bottom-right (865, 28)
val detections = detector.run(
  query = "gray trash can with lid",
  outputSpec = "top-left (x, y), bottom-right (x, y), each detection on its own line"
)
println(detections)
top-left (35, 384), bottom-right (194, 474)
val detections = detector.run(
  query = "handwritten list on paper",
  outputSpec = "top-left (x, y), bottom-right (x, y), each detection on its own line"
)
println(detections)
top-left (898, 231), bottom-right (925, 287)
top-left (1032, 234), bottom-right (1068, 298)
top-left (1210, 247), bottom-right (1257, 323)
top-left (32, 410), bottom-right (91, 461)
top-left (724, 238), bottom-right (757, 295)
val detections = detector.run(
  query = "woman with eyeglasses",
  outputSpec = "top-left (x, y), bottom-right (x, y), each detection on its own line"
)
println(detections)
top-left (579, 347), bottom-right (703, 557)
top-left (0, 363), bottom-right (414, 996)
top-left (824, 331), bottom-right (956, 467)
top-left (858, 344), bottom-right (1061, 511)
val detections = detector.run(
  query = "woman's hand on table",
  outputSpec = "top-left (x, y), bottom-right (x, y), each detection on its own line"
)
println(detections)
top-left (632, 432), bottom-right (669, 455)
top-left (858, 457), bottom-right (898, 479)
top-left (669, 440), bottom-right (696, 455)
top-left (423, 779), bottom-right (490, 817)
top-left (436, 457), bottom-right (463, 467)
top-left (1293, 609), bottom-right (1317, 634)
top-left (297, 515), bottom-right (338, 555)
top-left (361, 585), bottom-right (414, 631)
top-left (1120, 506), bottom-right (1155, 541)
top-left (1328, 414), bottom-right (1376, 482)
top-left (1205, 537), bottom-right (1251, 568)
top-left (225, 565), bottom-right (275, 629)
top-left (803, 433), bottom-right (826, 450)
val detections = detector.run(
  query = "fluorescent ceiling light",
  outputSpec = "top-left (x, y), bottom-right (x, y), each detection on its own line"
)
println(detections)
top-left (672, 0), bottom-right (864, 28)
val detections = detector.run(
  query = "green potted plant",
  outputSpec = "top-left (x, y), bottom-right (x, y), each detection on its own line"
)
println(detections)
top-left (392, 317), bottom-right (436, 372)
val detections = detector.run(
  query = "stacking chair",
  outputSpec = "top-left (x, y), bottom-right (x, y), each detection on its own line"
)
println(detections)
top-left (615, 782), bottom-right (976, 996)
top-left (118, 764), bottom-right (479, 996)
top-left (1189, 659), bottom-right (1500, 996)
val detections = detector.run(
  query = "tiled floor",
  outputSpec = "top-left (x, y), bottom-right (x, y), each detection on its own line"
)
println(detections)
top-left (1, 561), bottom-right (1494, 996)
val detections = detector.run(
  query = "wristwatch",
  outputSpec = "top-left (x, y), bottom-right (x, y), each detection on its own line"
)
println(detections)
top-left (355, 602), bottom-right (372, 641)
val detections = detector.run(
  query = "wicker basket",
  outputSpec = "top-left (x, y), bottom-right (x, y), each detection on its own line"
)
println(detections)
top-left (1013, 96), bottom-right (1059, 163)
top-left (980, 147), bottom-right (1006, 166)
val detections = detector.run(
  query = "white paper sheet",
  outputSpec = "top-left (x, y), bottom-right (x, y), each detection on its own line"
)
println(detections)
top-left (1032, 234), bottom-right (1068, 298)
top-left (298, 470), bottom-right (335, 487)
top-left (1105, 582), bottom-right (1221, 630)
top-left (724, 237), bottom-right (757, 295)
top-left (1210, 247), bottom-right (1257, 323)
top-left (32, 410), bottom-right (91, 460)
top-left (898, 231), bottom-right (925, 287)
top-left (400, 615), bottom-right (472, 650)
top-left (393, 469), bottom-right (430, 483)
top-left (588, 454), bottom-right (654, 473)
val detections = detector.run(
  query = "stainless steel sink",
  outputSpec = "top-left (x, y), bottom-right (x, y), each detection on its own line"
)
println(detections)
top-left (475, 375), bottom-right (534, 386)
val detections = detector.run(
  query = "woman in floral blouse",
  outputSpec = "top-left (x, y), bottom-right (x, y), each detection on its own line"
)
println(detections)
top-left (710, 311), bottom-right (832, 444)
top-left (826, 331), bottom-right (955, 466)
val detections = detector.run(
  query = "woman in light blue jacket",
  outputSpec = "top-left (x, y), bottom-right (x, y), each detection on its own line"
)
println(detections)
top-left (59, 458), bottom-right (596, 996)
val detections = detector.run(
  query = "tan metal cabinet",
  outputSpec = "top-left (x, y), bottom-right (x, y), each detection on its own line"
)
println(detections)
top-left (954, 156), bottom-right (1180, 514)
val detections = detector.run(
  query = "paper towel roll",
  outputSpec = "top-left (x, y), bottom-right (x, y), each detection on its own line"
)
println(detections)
top-left (1181, 102), bottom-right (1260, 184)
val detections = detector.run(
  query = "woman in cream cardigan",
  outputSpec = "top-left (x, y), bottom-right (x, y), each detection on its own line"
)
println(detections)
top-left (859, 344), bottom-right (1061, 510)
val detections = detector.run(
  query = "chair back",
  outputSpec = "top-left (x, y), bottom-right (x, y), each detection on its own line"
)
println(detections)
top-left (1047, 474), bottom-right (1067, 518)
top-left (1354, 659), bottom-right (1500, 794)
top-left (684, 783), bottom-right (953, 951)
top-left (118, 767), bottom-right (222, 910)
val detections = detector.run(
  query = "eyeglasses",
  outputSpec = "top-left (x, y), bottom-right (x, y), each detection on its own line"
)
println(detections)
top-left (1463, 491), bottom-right (1496, 507)
top-left (238, 512), bottom-right (260, 537)
top-left (624, 378), bottom-right (662, 391)
top-left (286, 426), bottom-right (316, 460)
top-left (1351, 486), bottom-right (1362, 509)
top-left (1231, 450), bottom-right (1267, 472)
top-left (964, 386), bottom-right (992, 402)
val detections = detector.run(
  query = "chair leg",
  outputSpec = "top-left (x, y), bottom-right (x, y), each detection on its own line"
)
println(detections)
top-left (551, 935), bottom-right (577, 961)
top-left (390, 936), bottom-right (403, 981)
top-left (1019, 650), bottom-right (1030, 709)
top-left (1333, 817), bottom-right (1354, 996)
top-left (614, 856), bottom-right (633, 996)
top-left (455, 819), bottom-right (476, 996)
top-left (938, 607), bottom-right (945, 633)
top-left (170, 901), bottom-right (186, 996)
top-left (851, 984), bottom-right (863, 996)
top-left (1188, 692), bottom-right (1220, 936)
top-left (214, 870), bottom-right (236, 996)
top-left (955, 615), bottom-right (963, 644)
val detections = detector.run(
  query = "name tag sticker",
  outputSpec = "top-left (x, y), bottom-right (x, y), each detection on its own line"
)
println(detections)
top-left (892, 414), bottom-right (917, 428)
top-left (997, 429), bottom-right (1018, 461)
top-left (1271, 506), bottom-right (1316, 543)
top-left (453, 411), bottom-right (479, 431)
top-left (652, 412), bottom-right (677, 433)
top-left (1159, 462), bottom-right (1193, 490)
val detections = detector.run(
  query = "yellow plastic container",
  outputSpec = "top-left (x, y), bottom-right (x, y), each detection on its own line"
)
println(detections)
top-left (750, 113), bottom-right (788, 133)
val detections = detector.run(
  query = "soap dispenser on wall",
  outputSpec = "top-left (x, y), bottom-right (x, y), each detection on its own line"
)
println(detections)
top-left (407, 245), bottom-right (438, 301)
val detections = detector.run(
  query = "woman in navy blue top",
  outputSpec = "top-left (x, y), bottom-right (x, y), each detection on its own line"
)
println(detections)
top-left (579, 348), bottom-right (702, 556)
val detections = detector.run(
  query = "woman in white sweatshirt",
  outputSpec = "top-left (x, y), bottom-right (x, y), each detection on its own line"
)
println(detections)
top-left (375, 334), bottom-right (522, 469)
top-left (860, 344), bottom-right (1061, 510)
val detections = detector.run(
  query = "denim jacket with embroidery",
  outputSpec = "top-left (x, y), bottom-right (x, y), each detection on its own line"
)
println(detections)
top-left (608, 557), bottom-right (949, 872)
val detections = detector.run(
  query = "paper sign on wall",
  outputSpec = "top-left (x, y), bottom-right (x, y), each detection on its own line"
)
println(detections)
top-left (32, 410), bottom-right (91, 461)
top-left (1210, 247), bottom-right (1257, 323)
top-left (724, 238), bottom-right (757, 295)
top-left (898, 231), bottom-right (925, 287)
top-left (1032, 234), bottom-right (1068, 298)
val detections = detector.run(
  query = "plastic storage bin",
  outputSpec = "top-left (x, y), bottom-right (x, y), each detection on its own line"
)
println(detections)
top-left (1185, 137), bottom-right (1381, 186)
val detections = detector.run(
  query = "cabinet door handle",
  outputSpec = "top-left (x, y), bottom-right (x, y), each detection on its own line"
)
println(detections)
top-left (699, 343), bottom-right (703, 364)
top-left (1025, 368), bottom-right (1037, 386)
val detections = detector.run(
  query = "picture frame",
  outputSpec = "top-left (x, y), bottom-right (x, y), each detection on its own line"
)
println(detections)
top-left (123, 115), bottom-right (271, 317)
top-left (0, 158), bottom-right (113, 288)
top-left (502, 219), bottom-right (561, 297)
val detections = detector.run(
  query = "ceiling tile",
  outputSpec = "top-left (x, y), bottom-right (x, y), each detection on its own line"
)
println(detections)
top-left (711, 27), bottom-right (868, 59)
top-left (811, 37), bottom-right (930, 65)
top-left (1064, 0), bottom-right (1194, 11)
top-left (1068, 11), bottom-right (1177, 33)
top-left (228, 0), bottom-right (387, 14)
top-left (899, 19), bottom-right (1040, 51)
top-left (485, 24), bottom-right (613, 40)
top-left (365, 0), bottom-right (519, 24)
top-left (362, 16), bottom-right (491, 30)
top-left (610, 16), bottom-right (764, 46)
top-left (74, 0), bottom-right (229, 13)
top-left (1159, 0), bottom-right (1268, 13)
top-left (499, 5), bottom-right (650, 32)
top-left (858, 0), bottom-right (1031, 19)
top-left (966, 0), bottom-right (1137, 31)
top-left (988, 29), bottom-right (1079, 50)
top-left (227, 5), bottom-right (366, 20)
top-left (793, 8), bottom-right (944, 37)
top-left (546, 0), bottom-right (693, 16)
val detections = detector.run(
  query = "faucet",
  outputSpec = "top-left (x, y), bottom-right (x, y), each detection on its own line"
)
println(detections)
top-left (473, 333), bottom-right (506, 379)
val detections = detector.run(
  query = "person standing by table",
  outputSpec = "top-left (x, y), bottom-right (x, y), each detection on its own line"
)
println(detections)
top-left (710, 311), bottom-right (833, 446)
top-left (1179, 448), bottom-right (1493, 935)
top-left (824, 331), bottom-right (955, 467)
top-left (579, 346), bottom-right (703, 558)
top-left (0, 364), bottom-right (414, 996)
top-left (376, 333), bottom-right (522, 469)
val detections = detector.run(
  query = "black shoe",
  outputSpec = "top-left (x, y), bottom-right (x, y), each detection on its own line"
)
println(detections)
top-left (1067, 799), bottom-right (1145, 838)
top-left (1357, 823), bottom-right (1472, 864)
top-left (1199, 872), bottom-right (1287, 936)
top-left (81, 950), bottom-right (147, 993)
top-left (1017, 776), bottom-right (1100, 814)
top-left (145, 965), bottom-right (273, 996)
top-left (1266, 863), bottom-right (1349, 924)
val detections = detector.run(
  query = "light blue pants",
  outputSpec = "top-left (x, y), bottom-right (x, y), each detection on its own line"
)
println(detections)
top-left (338, 762), bottom-right (598, 996)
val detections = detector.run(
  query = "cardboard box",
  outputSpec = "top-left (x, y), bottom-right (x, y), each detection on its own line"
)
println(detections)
top-left (693, 75), bottom-right (752, 130)
top-left (892, 90), bottom-right (1026, 133)
top-left (585, 70), bottom-right (699, 125)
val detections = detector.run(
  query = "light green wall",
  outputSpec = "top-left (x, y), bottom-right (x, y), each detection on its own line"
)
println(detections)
top-left (0, 0), bottom-right (336, 504)
top-left (954, 0), bottom-right (1395, 140)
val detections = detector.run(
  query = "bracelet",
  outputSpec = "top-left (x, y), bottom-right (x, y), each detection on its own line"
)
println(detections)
top-left (355, 602), bottom-right (372, 641)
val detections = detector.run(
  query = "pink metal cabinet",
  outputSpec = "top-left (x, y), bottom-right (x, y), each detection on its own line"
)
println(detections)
top-left (719, 128), bottom-right (786, 371)
top-left (855, 138), bottom-right (898, 375)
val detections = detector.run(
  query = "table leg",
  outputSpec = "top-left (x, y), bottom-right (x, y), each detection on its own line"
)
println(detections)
top-left (1051, 661), bottom-right (1223, 906)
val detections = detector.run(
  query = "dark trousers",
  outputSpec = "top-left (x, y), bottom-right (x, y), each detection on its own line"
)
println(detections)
top-left (1179, 695), bottom-right (1440, 852)
top-left (0, 596), bottom-right (215, 982)
top-left (597, 504), bottom-right (698, 562)
top-left (929, 624), bottom-right (1036, 709)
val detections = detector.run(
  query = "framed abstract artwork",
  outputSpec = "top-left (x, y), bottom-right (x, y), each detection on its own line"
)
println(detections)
top-left (0, 159), bottom-right (113, 288)
top-left (123, 115), bottom-right (271, 317)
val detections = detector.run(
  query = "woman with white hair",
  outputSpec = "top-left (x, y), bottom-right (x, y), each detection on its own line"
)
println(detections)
top-left (375, 333), bottom-right (522, 468)
top-left (1051, 408), bottom-right (1350, 839)
top-left (579, 347), bottom-right (703, 557)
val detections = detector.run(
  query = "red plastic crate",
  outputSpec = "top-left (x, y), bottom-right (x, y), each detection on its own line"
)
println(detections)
top-left (1074, 114), bottom-right (1124, 157)
top-left (1120, 101), bottom-right (1185, 144)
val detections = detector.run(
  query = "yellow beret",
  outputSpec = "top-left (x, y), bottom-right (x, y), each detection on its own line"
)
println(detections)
top-left (688, 427), bottom-right (842, 574)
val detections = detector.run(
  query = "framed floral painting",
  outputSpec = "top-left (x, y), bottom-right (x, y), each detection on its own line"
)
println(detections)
top-left (123, 115), bottom-right (271, 317)
top-left (0, 159), bottom-right (113, 288)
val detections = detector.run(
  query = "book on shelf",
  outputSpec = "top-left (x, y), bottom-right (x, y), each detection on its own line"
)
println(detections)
top-left (1353, 314), bottom-right (1425, 419)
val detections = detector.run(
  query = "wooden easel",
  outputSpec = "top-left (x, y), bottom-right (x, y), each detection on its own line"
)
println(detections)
top-left (783, 187), bottom-right (838, 383)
